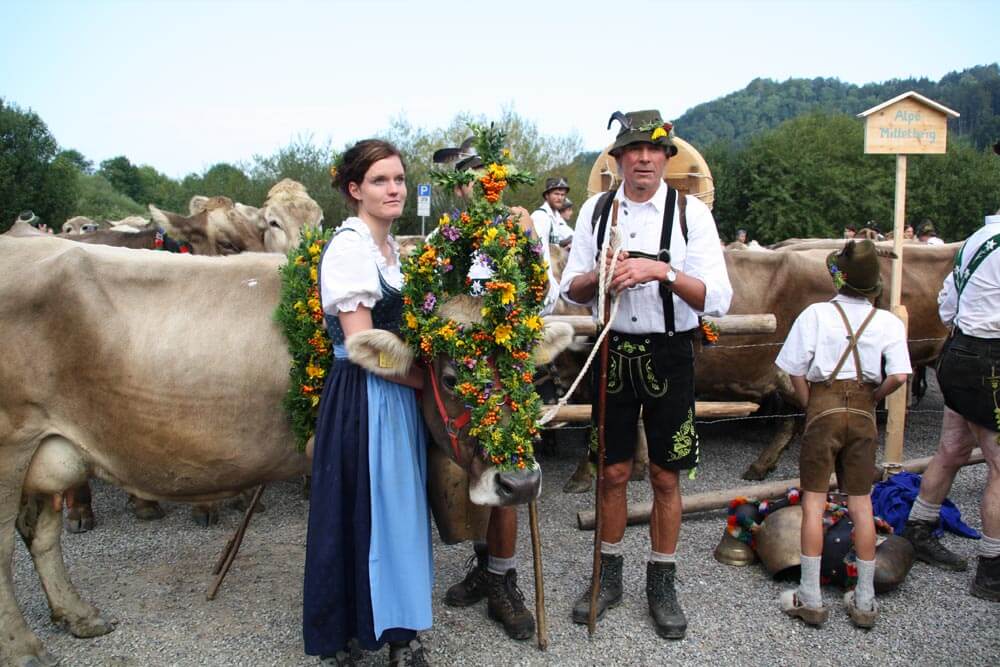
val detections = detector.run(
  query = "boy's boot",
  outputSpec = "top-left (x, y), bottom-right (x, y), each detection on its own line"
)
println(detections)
top-left (970, 555), bottom-right (1000, 602)
top-left (646, 561), bottom-right (687, 639)
top-left (444, 543), bottom-right (489, 606)
top-left (571, 553), bottom-right (623, 624)
top-left (485, 569), bottom-right (535, 640)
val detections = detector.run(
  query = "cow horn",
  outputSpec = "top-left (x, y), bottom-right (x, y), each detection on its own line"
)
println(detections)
top-left (607, 111), bottom-right (631, 131)
top-left (345, 329), bottom-right (414, 378)
top-left (874, 247), bottom-right (898, 259)
top-left (532, 320), bottom-right (573, 365)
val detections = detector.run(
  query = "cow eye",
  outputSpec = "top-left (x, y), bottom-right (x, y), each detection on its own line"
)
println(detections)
top-left (269, 220), bottom-right (281, 229)
top-left (443, 375), bottom-right (457, 391)
top-left (218, 240), bottom-right (238, 255)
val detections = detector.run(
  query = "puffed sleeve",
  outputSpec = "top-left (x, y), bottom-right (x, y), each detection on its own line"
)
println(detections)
top-left (320, 230), bottom-right (381, 314)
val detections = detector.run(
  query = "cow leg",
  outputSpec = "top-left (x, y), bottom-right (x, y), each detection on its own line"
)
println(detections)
top-left (191, 503), bottom-right (220, 527)
top-left (64, 481), bottom-right (95, 534)
top-left (1, 455), bottom-right (60, 666)
top-left (230, 489), bottom-right (265, 514)
top-left (562, 450), bottom-right (593, 494)
top-left (17, 495), bottom-right (114, 639)
top-left (742, 417), bottom-right (800, 481)
top-left (128, 494), bottom-right (166, 521)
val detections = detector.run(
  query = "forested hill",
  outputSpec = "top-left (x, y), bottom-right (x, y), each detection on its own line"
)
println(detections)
top-left (675, 64), bottom-right (1000, 150)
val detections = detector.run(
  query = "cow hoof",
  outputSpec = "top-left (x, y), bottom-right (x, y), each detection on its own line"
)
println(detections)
top-left (230, 494), bottom-right (266, 514)
top-left (191, 505), bottom-right (219, 527)
top-left (63, 613), bottom-right (115, 638)
top-left (129, 496), bottom-right (166, 521)
top-left (562, 474), bottom-right (593, 494)
top-left (741, 464), bottom-right (771, 482)
top-left (64, 507), bottom-right (95, 533)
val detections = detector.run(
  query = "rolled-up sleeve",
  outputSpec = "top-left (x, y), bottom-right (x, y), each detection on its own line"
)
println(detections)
top-left (320, 231), bottom-right (380, 314)
top-left (937, 272), bottom-right (957, 328)
top-left (681, 197), bottom-right (732, 317)
top-left (559, 194), bottom-right (600, 308)
top-left (775, 306), bottom-right (817, 377)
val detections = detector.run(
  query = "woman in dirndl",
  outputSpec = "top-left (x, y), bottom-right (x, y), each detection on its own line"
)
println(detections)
top-left (303, 139), bottom-right (433, 667)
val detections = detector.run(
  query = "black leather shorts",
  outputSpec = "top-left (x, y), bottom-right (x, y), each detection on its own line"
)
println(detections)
top-left (589, 330), bottom-right (698, 471)
top-left (937, 330), bottom-right (1000, 433)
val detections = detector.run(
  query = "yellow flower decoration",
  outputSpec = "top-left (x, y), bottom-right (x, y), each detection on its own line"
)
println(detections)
top-left (308, 243), bottom-right (321, 257)
top-left (651, 127), bottom-right (668, 141)
top-left (484, 227), bottom-right (499, 243)
top-left (497, 282), bottom-right (516, 305)
top-left (494, 323), bottom-right (513, 345)
top-left (309, 266), bottom-right (318, 283)
top-left (405, 312), bottom-right (418, 329)
top-left (524, 314), bottom-right (542, 331)
top-left (305, 364), bottom-right (325, 379)
top-left (487, 163), bottom-right (508, 180)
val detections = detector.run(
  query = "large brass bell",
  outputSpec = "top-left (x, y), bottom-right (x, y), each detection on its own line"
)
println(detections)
top-left (754, 505), bottom-right (803, 577)
top-left (713, 532), bottom-right (756, 566)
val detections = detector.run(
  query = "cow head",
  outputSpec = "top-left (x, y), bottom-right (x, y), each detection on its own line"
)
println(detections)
top-left (345, 300), bottom-right (572, 507)
top-left (258, 179), bottom-right (324, 253)
top-left (149, 197), bottom-right (265, 255)
top-left (62, 216), bottom-right (101, 235)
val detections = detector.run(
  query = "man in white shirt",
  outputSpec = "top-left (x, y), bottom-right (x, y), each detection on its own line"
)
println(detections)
top-left (561, 109), bottom-right (732, 640)
top-left (917, 220), bottom-right (945, 245)
top-left (531, 177), bottom-right (574, 313)
top-left (775, 240), bottom-right (911, 628)
top-left (903, 211), bottom-right (1000, 603)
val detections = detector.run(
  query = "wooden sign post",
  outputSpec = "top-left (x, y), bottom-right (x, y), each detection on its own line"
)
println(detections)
top-left (858, 92), bottom-right (959, 472)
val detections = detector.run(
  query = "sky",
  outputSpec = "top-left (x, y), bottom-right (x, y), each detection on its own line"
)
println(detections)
top-left (2, 0), bottom-right (998, 178)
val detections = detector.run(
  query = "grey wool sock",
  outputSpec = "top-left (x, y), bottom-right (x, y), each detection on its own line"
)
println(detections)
top-left (854, 558), bottom-right (876, 612)
top-left (487, 554), bottom-right (517, 576)
top-left (797, 554), bottom-right (823, 608)
top-left (909, 496), bottom-right (942, 523)
top-left (979, 533), bottom-right (1000, 559)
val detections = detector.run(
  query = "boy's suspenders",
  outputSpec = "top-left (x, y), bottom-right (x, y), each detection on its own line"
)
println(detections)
top-left (827, 301), bottom-right (877, 385)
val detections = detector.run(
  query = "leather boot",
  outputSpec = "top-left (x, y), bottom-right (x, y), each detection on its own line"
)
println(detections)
top-left (902, 519), bottom-right (968, 571)
top-left (445, 543), bottom-right (489, 607)
top-left (646, 561), bottom-right (687, 639)
top-left (971, 555), bottom-right (1000, 602)
top-left (485, 569), bottom-right (535, 640)
top-left (571, 553), bottom-right (623, 624)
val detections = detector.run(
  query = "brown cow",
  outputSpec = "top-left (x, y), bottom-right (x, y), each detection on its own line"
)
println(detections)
top-left (0, 234), bottom-right (570, 666)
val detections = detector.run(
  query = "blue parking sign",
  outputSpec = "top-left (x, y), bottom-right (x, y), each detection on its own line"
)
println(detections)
top-left (418, 184), bottom-right (431, 197)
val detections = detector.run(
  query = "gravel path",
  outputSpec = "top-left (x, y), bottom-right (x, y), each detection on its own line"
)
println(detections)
top-left (12, 375), bottom-right (997, 666)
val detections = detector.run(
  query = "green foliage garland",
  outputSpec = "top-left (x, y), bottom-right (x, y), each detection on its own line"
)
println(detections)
top-left (402, 124), bottom-right (547, 471)
top-left (275, 226), bottom-right (333, 451)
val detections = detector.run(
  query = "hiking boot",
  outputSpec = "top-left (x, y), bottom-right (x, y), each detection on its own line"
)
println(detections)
top-left (646, 562), bottom-right (687, 639)
top-left (571, 553), bottom-right (623, 625)
top-left (970, 555), bottom-right (1000, 602)
top-left (485, 569), bottom-right (535, 640)
top-left (902, 519), bottom-right (968, 571)
top-left (444, 543), bottom-right (489, 607)
top-left (388, 637), bottom-right (429, 667)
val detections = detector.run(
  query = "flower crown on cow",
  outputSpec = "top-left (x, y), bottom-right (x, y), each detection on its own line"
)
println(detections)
top-left (402, 124), bottom-right (546, 471)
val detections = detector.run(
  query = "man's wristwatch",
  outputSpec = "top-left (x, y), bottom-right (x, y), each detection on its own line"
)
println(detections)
top-left (663, 268), bottom-right (677, 286)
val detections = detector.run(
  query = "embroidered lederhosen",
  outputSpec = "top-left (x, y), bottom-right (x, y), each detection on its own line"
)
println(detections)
top-left (588, 186), bottom-right (698, 471)
top-left (936, 229), bottom-right (1000, 432)
top-left (799, 302), bottom-right (880, 495)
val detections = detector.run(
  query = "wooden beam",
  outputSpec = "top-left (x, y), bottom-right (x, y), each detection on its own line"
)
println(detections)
top-left (546, 314), bottom-right (777, 337)
top-left (576, 449), bottom-right (985, 530)
top-left (545, 401), bottom-right (759, 424)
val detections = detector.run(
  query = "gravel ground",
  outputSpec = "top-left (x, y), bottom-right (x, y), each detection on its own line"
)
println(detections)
top-left (11, 374), bottom-right (998, 666)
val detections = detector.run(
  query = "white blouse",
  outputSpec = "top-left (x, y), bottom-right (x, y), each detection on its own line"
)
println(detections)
top-left (319, 217), bottom-right (403, 315)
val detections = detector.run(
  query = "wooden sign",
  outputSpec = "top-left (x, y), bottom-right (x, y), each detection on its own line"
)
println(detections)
top-left (858, 91), bottom-right (959, 155)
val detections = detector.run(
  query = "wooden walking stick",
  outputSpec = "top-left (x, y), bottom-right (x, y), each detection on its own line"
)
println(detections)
top-left (588, 200), bottom-right (618, 636)
top-left (528, 499), bottom-right (548, 650)
top-left (207, 484), bottom-right (265, 600)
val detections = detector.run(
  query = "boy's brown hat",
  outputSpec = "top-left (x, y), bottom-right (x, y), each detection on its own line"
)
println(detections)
top-left (826, 240), bottom-right (895, 299)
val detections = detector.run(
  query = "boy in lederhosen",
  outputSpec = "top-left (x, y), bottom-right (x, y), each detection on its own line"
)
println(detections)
top-left (775, 240), bottom-right (911, 628)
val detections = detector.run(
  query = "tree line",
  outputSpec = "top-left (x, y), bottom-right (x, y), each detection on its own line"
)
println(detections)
top-left (3, 64), bottom-right (998, 241)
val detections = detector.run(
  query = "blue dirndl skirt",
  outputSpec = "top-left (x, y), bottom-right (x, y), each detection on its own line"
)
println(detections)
top-left (303, 355), bottom-right (433, 656)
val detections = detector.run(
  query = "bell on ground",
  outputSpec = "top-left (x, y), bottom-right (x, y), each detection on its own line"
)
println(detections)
top-left (755, 505), bottom-right (803, 577)
top-left (714, 531), bottom-right (756, 567)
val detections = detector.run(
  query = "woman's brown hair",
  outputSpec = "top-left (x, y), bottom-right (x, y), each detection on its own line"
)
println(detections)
top-left (331, 139), bottom-right (406, 212)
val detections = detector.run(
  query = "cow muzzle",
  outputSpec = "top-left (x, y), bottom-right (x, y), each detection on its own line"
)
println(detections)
top-left (469, 465), bottom-right (542, 507)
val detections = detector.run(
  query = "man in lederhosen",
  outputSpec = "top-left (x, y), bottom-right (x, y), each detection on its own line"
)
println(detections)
top-left (560, 109), bottom-right (732, 639)
top-left (903, 210), bottom-right (1000, 602)
top-left (775, 240), bottom-right (911, 628)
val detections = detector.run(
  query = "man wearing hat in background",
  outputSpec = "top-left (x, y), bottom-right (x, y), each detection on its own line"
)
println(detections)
top-left (902, 209), bottom-right (1000, 603)
top-left (917, 219), bottom-right (945, 245)
top-left (775, 240), bottom-right (911, 628)
top-left (556, 197), bottom-right (575, 247)
top-left (561, 109), bottom-right (732, 639)
top-left (531, 177), bottom-right (574, 312)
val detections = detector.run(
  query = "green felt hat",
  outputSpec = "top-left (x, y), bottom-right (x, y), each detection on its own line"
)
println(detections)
top-left (607, 110), bottom-right (678, 158)
top-left (826, 240), bottom-right (892, 299)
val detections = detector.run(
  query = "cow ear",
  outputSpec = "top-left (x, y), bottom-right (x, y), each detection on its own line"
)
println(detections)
top-left (233, 203), bottom-right (265, 231)
top-left (532, 320), bottom-right (573, 365)
top-left (345, 329), bottom-right (414, 378)
top-left (188, 196), bottom-right (211, 216)
top-left (149, 204), bottom-right (206, 243)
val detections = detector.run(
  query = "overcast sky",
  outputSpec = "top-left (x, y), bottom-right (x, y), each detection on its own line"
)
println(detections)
top-left (2, 0), bottom-right (997, 177)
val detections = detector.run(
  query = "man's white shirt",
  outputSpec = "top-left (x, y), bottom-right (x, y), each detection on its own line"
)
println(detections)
top-left (938, 215), bottom-right (1000, 338)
